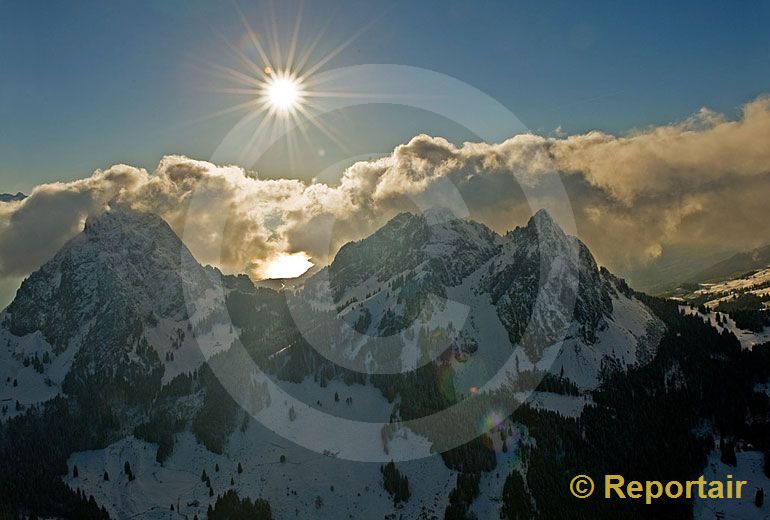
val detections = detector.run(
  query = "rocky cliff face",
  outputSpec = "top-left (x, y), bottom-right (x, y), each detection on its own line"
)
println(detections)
top-left (3, 208), bottom-right (222, 403)
top-left (0, 206), bottom-right (666, 519)
top-left (322, 210), bottom-right (614, 353)
top-left (1, 206), bottom-right (661, 417)
top-left (484, 209), bottom-right (613, 359)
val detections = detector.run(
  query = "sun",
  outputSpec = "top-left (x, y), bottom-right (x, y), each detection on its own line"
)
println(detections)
top-left (202, 5), bottom-right (369, 159)
top-left (262, 252), bottom-right (313, 279)
top-left (264, 75), bottom-right (303, 114)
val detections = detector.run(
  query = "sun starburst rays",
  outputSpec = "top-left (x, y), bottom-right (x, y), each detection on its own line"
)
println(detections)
top-left (183, 5), bottom-right (399, 278)
top-left (197, 2), bottom-right (380, 170)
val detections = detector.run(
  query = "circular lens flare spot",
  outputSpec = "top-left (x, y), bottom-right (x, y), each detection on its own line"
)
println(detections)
top-left (481, 410), bottom-right (505, 431)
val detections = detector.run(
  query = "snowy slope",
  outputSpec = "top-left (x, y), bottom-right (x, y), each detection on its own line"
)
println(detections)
top-left (692, 266), bottom-right (770, 306)
top-left (0, 320), bottom-right (70, 420)
top-left (0, 207), bottom-right (667, 518)
top-left (539, 286), bottom-right (665, 389)
top-left (682, 306), bottom-right (770, 350)
top-left (694, 450), bottom-right (770, 520)
top-left (65, 392), bottom-right (530, 520)
top-left (468, 422), bottom-right (530, 519)
top-left (0, 208), bottom-right (232, 418)
top-left (298, 210), bottom-right (663, 389)
top-left (673, 260), bottom-right (770, 348)
top-left (66, 408), bottom-right (458, 519)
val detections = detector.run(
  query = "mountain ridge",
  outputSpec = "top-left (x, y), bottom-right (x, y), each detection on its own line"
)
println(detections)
top-left (0, 205), bottom-right (670, 519)
top-left (0, 192), bottom-right (25, 203)
top-left (687, 242), bottom-right (770, 285)
top-left (0, 206), bottom-right (662, 401)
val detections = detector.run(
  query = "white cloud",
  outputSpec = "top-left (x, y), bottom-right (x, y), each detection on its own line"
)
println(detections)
top-left (1, 96), bottom-right (770, 283)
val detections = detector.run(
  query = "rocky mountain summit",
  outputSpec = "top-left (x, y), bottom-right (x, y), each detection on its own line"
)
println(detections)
top-left (0, 206), bottom-right (666, 519)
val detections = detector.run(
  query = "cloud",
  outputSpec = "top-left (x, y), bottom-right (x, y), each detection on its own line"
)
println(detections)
top-left (0, 165), bottom-right (149, 276)
top-left (1, 96), bottom-right (770, 284)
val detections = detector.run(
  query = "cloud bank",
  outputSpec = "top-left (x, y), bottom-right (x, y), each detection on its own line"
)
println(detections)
top-left (2, 96), bottom-right (770, 284)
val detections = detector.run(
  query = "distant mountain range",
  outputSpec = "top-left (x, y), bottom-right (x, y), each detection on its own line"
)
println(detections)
top-left (668, 242), bottom-right (770, 347)
top-left (0, 192), bottom-right (25, 202)
top-left (625, 241), bottom-right (770, 296)
top-left (625, 244), bottom-right (735, 295)
top-left (686, 243), bottom-right (770, 286)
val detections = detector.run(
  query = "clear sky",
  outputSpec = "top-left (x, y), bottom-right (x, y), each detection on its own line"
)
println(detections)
top-left (1, 0), bottom-right (769, 193)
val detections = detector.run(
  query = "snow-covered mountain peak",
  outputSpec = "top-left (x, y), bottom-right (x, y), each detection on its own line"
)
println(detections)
top-left (529, 207), bottom-right (557, 227)
top-left (483, 208), bottom-right (620, 362)
top-left (299, 207), bottom-right (661, 384)
top-left (504, 208), bottom-right (569, 249)
top-left (84, 205), bottom-right (172, 240)
top-left (7, 207), bottom-right (215, 340)
top-left (420, 205), bottom-right (463, 224)
top-left (326, 211), bottom-right (501, 301)
top-left (0, 208), bottom-right (238, 419)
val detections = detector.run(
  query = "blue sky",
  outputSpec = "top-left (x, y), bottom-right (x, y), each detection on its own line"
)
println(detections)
top-left (1, 0), bottom-right (769, 192)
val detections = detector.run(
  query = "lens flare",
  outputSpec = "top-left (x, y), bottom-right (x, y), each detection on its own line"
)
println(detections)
top-left (199, 3), bottom-right (373, 160)
top-left (481, 410), bottom-right (505, 431)
top-left (265, 76), bottom-right (302, 113)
